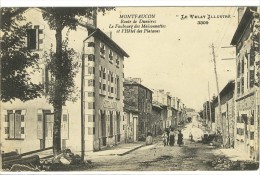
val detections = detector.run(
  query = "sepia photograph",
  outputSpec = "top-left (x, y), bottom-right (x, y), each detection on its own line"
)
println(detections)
top-left (0, 3), bottom-right (259, 173)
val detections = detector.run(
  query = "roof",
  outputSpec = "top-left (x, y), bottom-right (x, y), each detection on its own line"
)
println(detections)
top-left (230, 7), bottom-right (254, 45)
top-left (152, 104), bottom-right (163, 110)
top-left (82, 23), bottom-right (129, 58)
top-left (212, 80), bottom-right (235, 104)
top-left (124, 81), bottom-right (153, 93)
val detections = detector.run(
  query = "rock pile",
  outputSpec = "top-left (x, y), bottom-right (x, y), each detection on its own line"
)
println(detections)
top-left (210, 157), bottom-right (259, 170)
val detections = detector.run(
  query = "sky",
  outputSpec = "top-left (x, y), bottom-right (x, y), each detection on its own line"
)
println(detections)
top-left (97, 7), bottom-right (238, 111)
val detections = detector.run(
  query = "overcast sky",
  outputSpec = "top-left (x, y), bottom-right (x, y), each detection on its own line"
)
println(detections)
top-left (97, 7), bottom-right (238, 111)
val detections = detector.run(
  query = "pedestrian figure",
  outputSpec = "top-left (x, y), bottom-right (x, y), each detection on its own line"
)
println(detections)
top-left (166, 128), bottom-right (170, 145)
top-left (169, 128), bottom-right (175, 146)
top-left (161, 131), bottom-right (168, 146)
top-left (177, 130), bottom-right (183, 146)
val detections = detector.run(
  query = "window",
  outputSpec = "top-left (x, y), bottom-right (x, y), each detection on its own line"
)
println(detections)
top-left (88, 42), bottom-right (95, 47)
top-left (250, 116), bottom-right (254, 125)
top-left (27, 29), bottom-right (38, 50)
top-left (108, 85), bottom-right (110, 93)
top-left (88, 102), bottom-right (95, 109)
top-left (88, 55), bottom-right (95, 61)
top-left (88, 115), bottom-right (95, 122)
top-left (237, 60), bottom-right (241, 78)
top-left (241, 77), bottom-right (244, 94)
top-left (241, 58), bottom-right (244, 74)
top-left (88, 127), bottom-right (95, 135)
top-left (63, 114), bottom-right (68, 122)
top-left (5, 110), bottom-right (24, 139)
top-left (88, 79), bottom-right (95, 86)
top-left (100, 42), bottom-right (105, 58)
top-left (103, 72), bottom-right (106, 79)
top-left (237, 82), bottom-right (240, 95)
top-left (116, 77), bottom-right (120, 99)
top-left (111, 87), bottom-right (114, 93)
top-left (250, 132), bottom-right (254, 140)
top-left (103, 84), bottom-right (106, 91)
top-left (109, 50), bottom-right (113, 63)
top-left (116, 56), bottom-right (120, 67)
top-left (249, 70), bottom-right (255, 88)
top-left (88, 67), bottom-right (95, 74)
top-left (88, 92), bottom-right (95, 97)
top-left (108, 74), bottom-right (110, 82)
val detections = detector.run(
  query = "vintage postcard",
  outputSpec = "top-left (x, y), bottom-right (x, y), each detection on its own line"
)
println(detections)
top-left (0, 4), bottom-right (259, 174)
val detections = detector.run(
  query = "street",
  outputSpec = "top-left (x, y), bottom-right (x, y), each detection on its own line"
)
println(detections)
top-left (87, 140), bottom-right (218, 171)
top-left (77, 121), bottom-right (219, 171)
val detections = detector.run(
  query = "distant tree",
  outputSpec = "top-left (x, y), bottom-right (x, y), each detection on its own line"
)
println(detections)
top-left (40, 7), bottom-right (114, 156)
top-left (0, 8), bottom-right (42, 102)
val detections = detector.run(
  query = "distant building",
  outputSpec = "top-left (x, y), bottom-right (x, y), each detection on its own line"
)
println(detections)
top-left (123, 78), bottom-right (153, 141)
top-left (231, 7), bottom-right (259, 161)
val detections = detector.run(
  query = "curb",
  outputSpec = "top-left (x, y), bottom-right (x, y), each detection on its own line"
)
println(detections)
top-left (117, 144), bottom-right (145, 156)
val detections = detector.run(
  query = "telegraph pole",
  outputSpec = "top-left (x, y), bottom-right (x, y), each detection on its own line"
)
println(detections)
top-left (210, 43), bottom-right (222, 133)
top-left (208, 81), bottom-right (212, 130)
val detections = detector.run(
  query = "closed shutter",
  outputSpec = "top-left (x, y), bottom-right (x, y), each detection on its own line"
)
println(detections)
top-left (250, 70), bottom-right (255, 88)
top-left (9, 114), bottom-right (15, 139)
top-left (62, 114), bottom-right (69, 139)
top-left (14, 114), bottom-right (21, 139)
top-left (37, 114), bottom-right (43, 139)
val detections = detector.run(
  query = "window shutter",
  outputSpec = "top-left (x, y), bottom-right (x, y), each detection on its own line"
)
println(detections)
top-left (250, 70), bottom-right (255, 88)
top-left (14, 114), bottom-right (21, 139)
top-left (9, 114), bottom-right (15, 139)
top-left (250, 49), bottom-right (255, 66)
top-left (3, 110), bottom-right (8, 139)
top-left (37, 114), bottom-right (43, 139)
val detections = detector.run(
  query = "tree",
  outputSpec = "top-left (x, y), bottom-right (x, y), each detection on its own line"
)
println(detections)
top-left (0, 8), bottom-right (42, 102)
top-left (40, 7), bottom-right (114, 156)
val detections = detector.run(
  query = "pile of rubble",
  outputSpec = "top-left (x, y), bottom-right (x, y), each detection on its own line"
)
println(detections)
top-left (39, 149), bottom-right (91, 171)
top-left (210, 157), bottom-right (259, 170)
top-left (3, 149), bottom-right (92, 171)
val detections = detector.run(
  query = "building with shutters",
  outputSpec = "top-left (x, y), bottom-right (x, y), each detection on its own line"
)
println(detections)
top-left (123, 78), bottom-right (153, 142)
top-left (212, 80), bottom-right (235, 148)
top-left (83, 27), bottom-right (129, 151)
top-left (230, 7), bottom-right (260, 161)
top-left (1, 8), bottom-right (129, 154)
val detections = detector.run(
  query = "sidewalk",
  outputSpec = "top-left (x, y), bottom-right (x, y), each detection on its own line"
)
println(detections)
top-left (218, 148), bottom-right (252, 161)
top-left (85, 142), bottom-right (145, 159)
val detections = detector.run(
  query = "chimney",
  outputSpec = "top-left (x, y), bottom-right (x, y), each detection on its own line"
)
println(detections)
top-left (159, 89), bottom-right (164, 93)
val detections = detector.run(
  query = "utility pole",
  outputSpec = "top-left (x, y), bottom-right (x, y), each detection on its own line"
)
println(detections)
top-left (210, 43), bottom-right (222, 134)
top-left (208, 81), bottom-right (212, 130)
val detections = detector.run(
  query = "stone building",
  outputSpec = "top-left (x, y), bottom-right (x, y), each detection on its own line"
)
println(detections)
top-left (1, 8), bottom-right (129, 155)
top-left (123, 78), bottom-right (153, 141)
top-left (230, 7), bottom-right (260, 161)
top-left (212, 80), bottom-right (235, 148)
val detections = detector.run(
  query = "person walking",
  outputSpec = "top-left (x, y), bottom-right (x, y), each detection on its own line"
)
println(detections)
top-left (169, 128), bottom-right (175, 146)
top-left (166, 128), bottom-right (170, 146)
top-left (161, 131), bottom-right (168, 146)
top-left (177, 130), bottom-right (183, 146)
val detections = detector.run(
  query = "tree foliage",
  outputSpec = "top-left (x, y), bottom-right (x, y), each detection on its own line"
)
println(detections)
top-left (46, 36), bottom-right (80, 105)
top-left (0, 8), bottom-right (42, 102)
